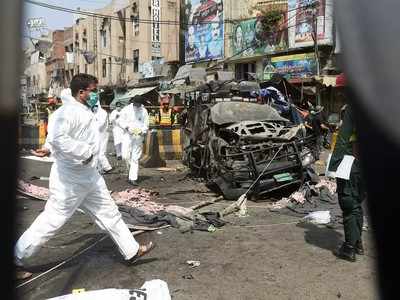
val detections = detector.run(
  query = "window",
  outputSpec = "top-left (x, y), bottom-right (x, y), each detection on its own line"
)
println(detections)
top-left (82, 38), bottom-right (88, 51)
top-left (77, 66), bottom-right (80, 74)
top-left (100, 30), bottom-right (107, 48)
top-left (235, 62), bottom-right (256, 80)
top-left (108, 57), bottom-right (111, 77)
top-left (84, 64), bottom-right (88, 74)
top-left (102, 58), bottom-right (107, 77)
top-left (133, 49), bottom-right (139, 73)
top-left (131, 15), bottom-right (139, 35)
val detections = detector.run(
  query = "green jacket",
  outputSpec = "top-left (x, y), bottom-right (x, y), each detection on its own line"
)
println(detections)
top-left (328, 105), bottom-right (357, 172)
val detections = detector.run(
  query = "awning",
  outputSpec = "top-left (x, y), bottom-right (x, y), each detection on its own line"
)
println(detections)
top-left (118, 86), bottom-right (157, 101)
top-left (173, 65), bottom-right (206, 84)
top-left (162, 85), bottom-right (198, 94)
top-left (109, 86), bottom-right (157, 109)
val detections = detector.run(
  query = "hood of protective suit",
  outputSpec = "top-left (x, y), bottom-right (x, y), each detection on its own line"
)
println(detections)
top-left (60, 88), bottom-right (75, 105)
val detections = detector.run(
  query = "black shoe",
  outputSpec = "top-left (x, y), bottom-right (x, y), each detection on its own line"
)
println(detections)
top-left (334, 243), bottom-right (356, 262)
top-left (101, 168), bottom-right (113, 174)
top-left (128, 180), bottom-right (138, 186)
top-left (117, 156), bottom-right (122, 160)
top-left (355, 240), bottom-right (364, 255)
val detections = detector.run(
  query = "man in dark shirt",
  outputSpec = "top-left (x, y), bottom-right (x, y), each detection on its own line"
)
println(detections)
top-left (328, 104), bottom-right (366, 262)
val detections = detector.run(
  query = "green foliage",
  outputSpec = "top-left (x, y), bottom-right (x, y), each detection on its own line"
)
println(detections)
top-left (259, 10), bottom-right (283, 33)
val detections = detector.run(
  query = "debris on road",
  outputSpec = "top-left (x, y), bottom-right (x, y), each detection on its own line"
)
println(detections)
top-left (302, 211), bottom-right (331, 225)
top-left (18, 180), bottom-right (49, 199)
top-left (186, 260), bottom-right (201, 268)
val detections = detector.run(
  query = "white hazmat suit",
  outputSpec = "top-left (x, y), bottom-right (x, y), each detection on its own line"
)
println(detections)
top-left (117, 103), bottom-right (149, 182)
top-left (109, 108), bottom-right (124, 158)
top-left (93, 102), bottom-right (112, 172)
top-left (15, 95), bottom-right (139, 264)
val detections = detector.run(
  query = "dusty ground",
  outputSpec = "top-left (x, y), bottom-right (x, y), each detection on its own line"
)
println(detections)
top-left (16, 152), bottom-right (379, 300)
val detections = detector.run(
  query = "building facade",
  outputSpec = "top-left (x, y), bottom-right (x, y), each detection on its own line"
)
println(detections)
top-left (46, 30), bottom-right (66, 97)
top-left (72, 0), bottom-right (180, 87)
top-left (24, 33), bottom-right (52, 98)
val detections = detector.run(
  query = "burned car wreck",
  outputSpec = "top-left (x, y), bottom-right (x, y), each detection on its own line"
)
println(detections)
top-left (181, 81), bottom-right (319, 200)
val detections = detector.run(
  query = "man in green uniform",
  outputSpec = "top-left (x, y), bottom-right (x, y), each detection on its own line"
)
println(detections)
top-left (328, 104), bottom-right (366, 262)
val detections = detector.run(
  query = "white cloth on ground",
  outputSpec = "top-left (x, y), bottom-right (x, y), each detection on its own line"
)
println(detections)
top-left (15, 97), bottom-right (139, 264)
top-left (46, 279), bottom-right (171, 300)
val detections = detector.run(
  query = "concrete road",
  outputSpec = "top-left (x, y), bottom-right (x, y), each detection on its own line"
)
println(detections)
top-left (16, 155), bottom-right (379, 300)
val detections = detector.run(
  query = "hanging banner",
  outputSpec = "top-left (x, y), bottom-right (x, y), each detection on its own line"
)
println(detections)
top-left (231, 15), bottom-right (288, 58)
top-left (184, 0), bottom-right (224, 63)
top-left (263, 53), bottom-right (316, 80)
top-left (288, 0), bottom-right (333, 48)
top-left (151, 0), bottom-right (161, 57)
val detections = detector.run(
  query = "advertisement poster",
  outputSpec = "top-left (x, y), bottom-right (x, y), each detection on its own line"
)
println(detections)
top-left (184, 0), bottom-right (224, 63)
top-left (288, 0), bottom-right (333, 48)
top-left (231, 13), bottom-right (288, 58)
top-left (263, 53), bottom-right (316, 80)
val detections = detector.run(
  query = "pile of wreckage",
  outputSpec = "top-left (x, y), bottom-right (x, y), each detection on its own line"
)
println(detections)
top-left (17, 180), bottom-right (228, 233)
top-left (179, 75), bottom-right (321, 201)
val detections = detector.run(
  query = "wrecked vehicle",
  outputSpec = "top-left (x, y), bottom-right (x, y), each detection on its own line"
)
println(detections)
top-left (181, 81), bottom-right (319, 200)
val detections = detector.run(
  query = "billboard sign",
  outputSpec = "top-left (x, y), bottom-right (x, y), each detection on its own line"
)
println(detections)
top-left (231, 15), bottom-right (288, 58)
top-left (288, 0), bottom-right (333, 48)
top-left (184, 0), bottom-right (224, 63)
top-left (151, 0), bottom-right (161, 57)
top-left (26, 17), bottom-right (46, 31)
top-left (263, 53), bottom-right (316, 80)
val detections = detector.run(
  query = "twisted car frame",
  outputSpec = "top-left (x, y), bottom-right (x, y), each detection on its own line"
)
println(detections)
top-left (181, 81), bottom-right (319, 200)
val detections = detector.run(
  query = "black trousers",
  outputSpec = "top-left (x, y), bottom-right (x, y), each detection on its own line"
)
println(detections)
top-left (337, 167), bottom-right (366, 246)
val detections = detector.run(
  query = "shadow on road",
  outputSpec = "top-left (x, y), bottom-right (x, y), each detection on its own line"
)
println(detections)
top-left (297, 222), bottom-right (343, 252)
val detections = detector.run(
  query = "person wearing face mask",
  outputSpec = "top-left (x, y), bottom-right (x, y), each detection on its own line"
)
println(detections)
top-left (88, 88), bottom-right (113, 174)
top-left (109, 102), bottom-right (124, 160)
top-left (117, 96), bottom-right (149, 186)
top-left (14, 74), bottom-right (154, 279)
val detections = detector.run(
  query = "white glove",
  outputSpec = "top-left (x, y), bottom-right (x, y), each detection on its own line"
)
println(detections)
top-left (129, 127), bottom-right (142, 136)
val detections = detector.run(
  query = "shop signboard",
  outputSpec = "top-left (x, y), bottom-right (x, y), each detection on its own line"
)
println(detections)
top-left (263, 53), bottom-right (316, 80)
top-left (184, 0), bottom-right (224, 63)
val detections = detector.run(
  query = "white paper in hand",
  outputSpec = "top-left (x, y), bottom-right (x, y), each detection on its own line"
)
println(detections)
top-left (335, 155), bottom-right (355, 180)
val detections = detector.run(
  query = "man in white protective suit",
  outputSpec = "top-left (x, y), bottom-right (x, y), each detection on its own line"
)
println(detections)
top-left (109, 102), bottom-right (124, 160)
top-left (117, 97), bottom-right (149, 186)
top-left (30, 88), bottom-right (72, 157)
top-left (91, 95), bottom-right (113, 174)
top-left (14, 74), bottom-right (154, 280)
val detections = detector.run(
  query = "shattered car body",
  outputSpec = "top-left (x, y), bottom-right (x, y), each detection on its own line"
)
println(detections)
top-left (182, 84), bottom-right (319, 200)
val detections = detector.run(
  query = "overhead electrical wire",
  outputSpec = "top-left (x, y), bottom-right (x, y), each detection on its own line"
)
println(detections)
top-left (25, 0), bottom-right (323, 26)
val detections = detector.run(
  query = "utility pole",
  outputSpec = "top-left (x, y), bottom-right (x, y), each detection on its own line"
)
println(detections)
top-left (93, 15), bottom-right (98, 77)
top-left (312, 0), bottom-right (321, 106)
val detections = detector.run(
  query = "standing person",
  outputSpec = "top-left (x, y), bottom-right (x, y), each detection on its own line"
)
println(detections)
top-left (91, 96), bottom-right (113, 174)
top-left (158, 96), bottom-right (174, 127)
top-left (109, 102), bottom-right (124, 160)
top-left (15, 74), bottom-right (154, 279)
top-left (328, 103), bottom-right (366, 262)
top-left (117, 97), bottom-right (149, 186)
